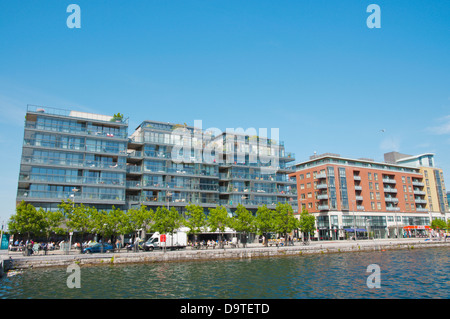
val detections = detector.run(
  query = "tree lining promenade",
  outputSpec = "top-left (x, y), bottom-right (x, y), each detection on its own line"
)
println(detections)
top-left (3, 237), bottom-right (448, 271)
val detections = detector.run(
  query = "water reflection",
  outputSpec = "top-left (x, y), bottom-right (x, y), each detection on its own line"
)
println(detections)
top-left (0, 247), bottom-right (448, 299)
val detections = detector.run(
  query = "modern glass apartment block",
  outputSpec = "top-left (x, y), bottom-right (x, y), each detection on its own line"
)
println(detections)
top-left (17, 105), bottom-right (129, 211)
top-left (17, 107), bottom-right (298, 215)
top-left (125, 122), bottom-right (297, 214)
top-left (213, 132), bottom-right (297, 213)
top-left (125, 120), bottom-right (221, 211)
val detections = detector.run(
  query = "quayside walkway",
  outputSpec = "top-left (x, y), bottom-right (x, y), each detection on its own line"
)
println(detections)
top-left (2, 238), bottom-right (449, 271)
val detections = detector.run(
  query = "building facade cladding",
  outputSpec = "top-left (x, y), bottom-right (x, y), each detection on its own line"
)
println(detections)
top-left (125, 124), bottom-right (298, 214)
top-left (17, 107), bottom-right (298, 215)
top-left (289, 154), bottom-right (444, 239)
top-left (17, 105), bottom-right (129, 211)
top-left (386, 152), bottom-right (449, 216)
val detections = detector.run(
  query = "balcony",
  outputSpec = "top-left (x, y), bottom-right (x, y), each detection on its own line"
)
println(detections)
top-left (385, 197), bottom-right (399, 203)
top-left (318, 205), bottom-right (329, 211)
top-left (384, 188), bottom-right (397, 193)
top-left (126, 165), bottom-right (143, 174)
top-left (354, 186), bottom-right (362, 191)
top-left (412, 181), bottom-right (425, 187)
top-left (317, 184), bottom-right (328, 189)
top-left (382, 178), bottom-right (396, 184)
top-left (355, 195), bottom-right (363, 201)
top-left (317, 194), bottom-right (328, 200)
top-left (316, 172), bottom-right (327, 179)
top-left (353, 176), bottom-right (361, 181)
top-left (416, 208), bottom-right (428, 212)
top-left (357, 205), bottom-right (365, 211)
top-left (414, 190), bottom-right (426, 195)
top-left (386, 206), bottom-right (400, 211)
top-left (415, 199), bottom-right (427, 204)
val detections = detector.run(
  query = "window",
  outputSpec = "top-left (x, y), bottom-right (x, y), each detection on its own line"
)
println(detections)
top-left (388, 216), bottom-right (394, 222)
top-left (300, 184), bottom-right (305, 190)
top-left (402, 176), bottom-right (406, 183)
top-left (374, 173), bottom-right (378, 181)
top-left (299, 174), bottom-right (304, 180)
top-left (408, 186), bottom-right (412, 192)
top-left (306, 173), bottom-right (311, 178)
top-left (370, 192), bottom-right (374, 200)
top-left (369, 182), bottom-right (373, 190)
top-left (371, 202), bottom-right (375, 209)
top-left (376, 192), bottom-right (380, 200)
top-left (375, 183), bottom-right (379, 190)
top-left (407, 177), bottom-right (411, 184)
top-left (307, 182), bottom-right (311, 189)
top-left (403, 185), bottom-right (407, 192)
top-left (377, 202), bottom-right (381, 210)
top-left (307, 192), bottom-right (312, 198)
top-left (368, 172), bottom-right (372, 180)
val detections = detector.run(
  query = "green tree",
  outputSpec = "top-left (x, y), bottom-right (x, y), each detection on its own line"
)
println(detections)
top-left (231, 204), bottom-right (255, 248)
top-left (8, 201), bottom-right (46, 239)
top-left (65, 203), bottom-right (93, 249)
top-left (207, 205), bottom-right (230, 248)
top-left (127, 205), bottom-right (154, 238)
top-left (254, 205), bottom-right (275, 247)
top-left (153, 206), bottom-right (184, 251)
top-left (57, 199), bottom-right (76, 240)
top-left (43, 209), bottom-right (66, 241)
top-left (153, 207), bottom-right (184, 235)
top-left (273, 202), bottom-right (298, 246)
top-left (298, 208), bottom-right (316, 242)
top-left (184, 204), bottom-right (207, 245)
top-left (431, 219), bottom-right (447, 231)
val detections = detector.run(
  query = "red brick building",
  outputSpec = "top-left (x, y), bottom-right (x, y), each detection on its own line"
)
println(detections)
top-left (289, 153), bottom-right (430, 240)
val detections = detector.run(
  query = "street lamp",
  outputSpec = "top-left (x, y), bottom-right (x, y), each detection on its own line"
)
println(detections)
top-left (68, 188), bottom-right (79, 254)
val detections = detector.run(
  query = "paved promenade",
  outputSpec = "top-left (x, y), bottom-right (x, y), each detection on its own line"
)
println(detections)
top-left (2, 237), bottom-right (449, 271)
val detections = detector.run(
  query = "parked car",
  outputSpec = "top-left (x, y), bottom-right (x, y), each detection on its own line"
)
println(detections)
top-left (82, 243), bottom-right (115, 254)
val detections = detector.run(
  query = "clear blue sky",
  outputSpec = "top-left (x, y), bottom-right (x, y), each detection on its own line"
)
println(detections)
top-left (0, 1), bottom-right (449, 223)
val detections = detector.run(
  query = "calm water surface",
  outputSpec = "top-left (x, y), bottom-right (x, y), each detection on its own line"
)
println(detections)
top-left (1, 247), bottom-right (449, 299)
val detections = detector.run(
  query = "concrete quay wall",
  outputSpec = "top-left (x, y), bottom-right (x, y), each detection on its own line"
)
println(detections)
top-left (4, 239), bottom-right (450, 271)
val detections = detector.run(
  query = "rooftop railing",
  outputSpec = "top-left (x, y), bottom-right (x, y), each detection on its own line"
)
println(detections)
top-left (27, 104), bottom-right (129, 125)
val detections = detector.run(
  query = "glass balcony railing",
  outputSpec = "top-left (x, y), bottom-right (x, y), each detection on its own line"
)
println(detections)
top-left (27, 104), bottom-right (129, 125)
top-left (23, 138), bottom-right (127, 155)
top-left (219, 199), bottom-right (297, 207)
top-left (21, 156), bottom-right (126, 170)
top-left (19, 174), bottom-right (125, 186)
top-left (25, 122), bottom-right (128, 139)
top-left (127, 195), bottom-right (219, 205)
top-left (17, 189), bottom-right (125, 201)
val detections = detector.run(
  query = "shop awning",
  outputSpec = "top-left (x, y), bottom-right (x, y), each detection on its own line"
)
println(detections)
top-left (403, 225), bottom-right (431, 230)
top-left (344, 228), bottom-right (367, 232)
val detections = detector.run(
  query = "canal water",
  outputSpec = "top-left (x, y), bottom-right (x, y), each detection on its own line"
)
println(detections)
top-left (0, 247), bottom-right (448, 299)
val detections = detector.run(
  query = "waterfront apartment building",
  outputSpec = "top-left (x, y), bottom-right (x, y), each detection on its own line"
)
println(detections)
top-left (384, 152), bottom-right (449, 219)
top-left (289, 153), bottom-right (447, 240)
top-left (16, 105), bottom-right (297, 216)
top-left (18, 105), bottom-right (129, 211)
